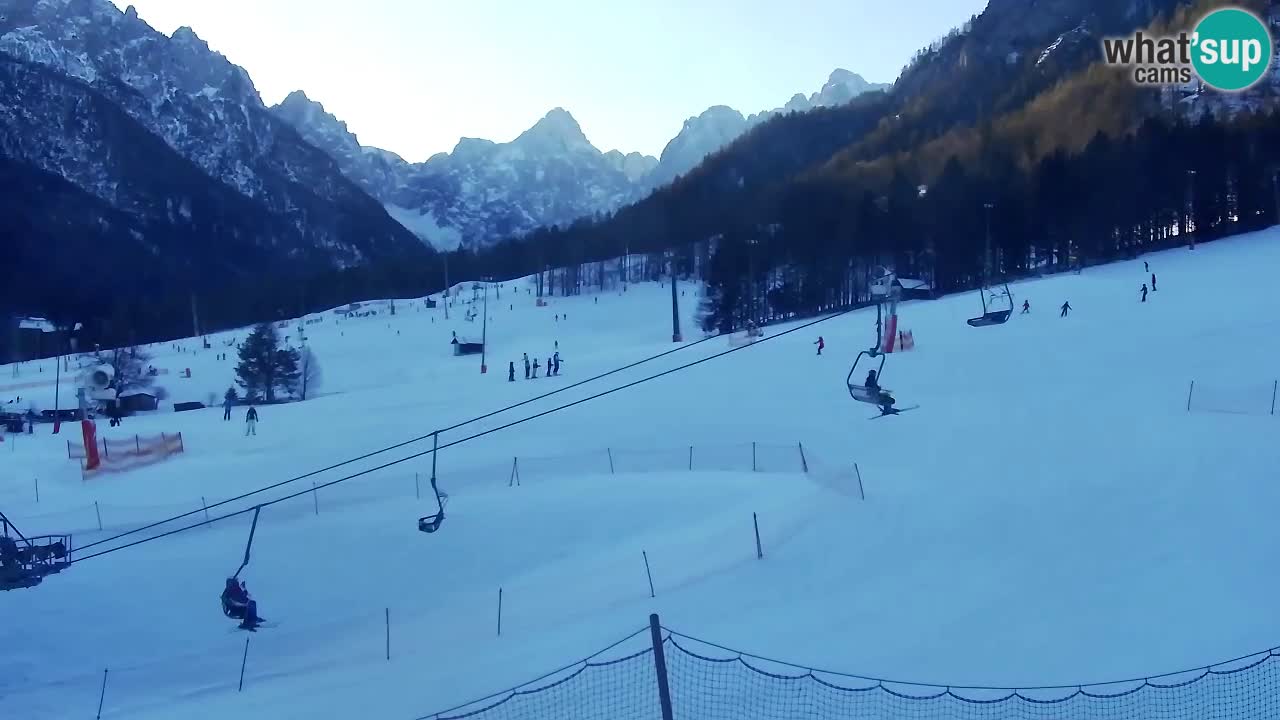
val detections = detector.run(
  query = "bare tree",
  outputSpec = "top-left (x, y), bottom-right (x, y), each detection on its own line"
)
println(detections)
top-left (298, 346), bottom-right (322, 401)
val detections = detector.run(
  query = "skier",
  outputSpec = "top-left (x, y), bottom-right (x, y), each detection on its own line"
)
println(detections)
top-left (532, 359), bottom-right (540, 378)
top-left (864, 369), bottom-right (879, 390)
top-left (1021, 299), bottom-right (1030, 314)
top-left (223, 389), bottom-right (235, 421)
top-left (1141, 284), bottom-right (1148, 302)
top-left (1151, 273), bottom-right (1157, 292)
top-left (547, 356), bottom-right (553, 377)
top-left (1144, 261), bottom-right (1149, 273)
top-left (1060, 301), bottom-right (1071, 317)
top-left (814, 336), bottom-right (825, 355)
top-left (523, 353), bottom-right (530, 379)
top-left (553, 351), bottom-right (561, 375)
top-left (508, 361), bottom-right (515, 382)
top-left (245, 406), bottom-right (258, 436)
top-left (222, 578), bottom-right (263, 631)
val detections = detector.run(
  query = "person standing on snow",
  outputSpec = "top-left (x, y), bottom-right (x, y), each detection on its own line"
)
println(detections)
top-left (1151, 273), bottom-right (1157, 292)
top-left (531, 359), bottom-right (540, 378)
top-left (547, 356), bottom-right (553, 377)
top-left (1144, 261), bottom-right (1149, 273)
top-left (245, 406), bottom-right (258, 436)
top-left (553, 351), bottom-right (561, 375)
top-left (508, 361), bottom-right (515, 382)
top-left (1140, 284), bottom-right (1148, 302)
top-left (814, 336), bottom-right (825, 355)
top-left (523, 353), bottom-right (530, 379)
top-left (1060, 301), bottom-right (1071, 317)
top-left (1021, 299), bottom-right (1030, 314)
top-left (223, 388), bottom-right (235, 421)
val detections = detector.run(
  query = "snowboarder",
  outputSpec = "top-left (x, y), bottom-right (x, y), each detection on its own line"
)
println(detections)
top-left (1151, 273), bottom-right (1157, 291)
top-left (532, 359), bottom-right (540, 378)
top-left (508, 361), bottom-right (515, 382)
top-left (814, 336), bottom-right (825, 355)
top-left (1141, 284), bottom-right (1148, 302)
top-left (1060, 301), bottom-right (1071, 317)
top-left (245, 406), bottom-right (258, 436)
top-left (523, 353), bottom-right (530, 379)
top-left (1021, 300), bottom-right (1030, 314)
top-left (223, 389), bottom-right (235, 421)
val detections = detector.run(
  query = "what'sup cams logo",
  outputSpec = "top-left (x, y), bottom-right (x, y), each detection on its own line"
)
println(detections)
top-left (1102, 7), bottom-right (1274, 91)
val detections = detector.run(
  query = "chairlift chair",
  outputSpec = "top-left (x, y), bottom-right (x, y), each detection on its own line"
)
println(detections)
top-left (967, 283), bottom-right (1014, 327)
top-left (418, 479), bottom-right (449, 534)
top-left (846, 350), bottom-right (888, 405)
top-left (0, 511), bottom-right (72, 592)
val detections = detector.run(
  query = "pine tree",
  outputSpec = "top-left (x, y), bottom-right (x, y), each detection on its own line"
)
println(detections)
top-left (235, 323), bottom-right (300, 402)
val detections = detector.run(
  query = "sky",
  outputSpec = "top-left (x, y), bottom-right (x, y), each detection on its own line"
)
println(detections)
top-left (108, 0), bottom-right (988, 162)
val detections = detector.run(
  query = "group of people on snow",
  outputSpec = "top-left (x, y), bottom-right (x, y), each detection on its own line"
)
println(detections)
top-left (512, 350), bottom-right (562, 381)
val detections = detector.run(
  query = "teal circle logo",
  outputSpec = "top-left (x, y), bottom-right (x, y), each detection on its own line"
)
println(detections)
top-left (1191, 8), bottom-right (1273, 91)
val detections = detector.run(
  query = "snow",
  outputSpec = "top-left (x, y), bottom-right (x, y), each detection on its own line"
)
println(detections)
top-left (384, 203), bottom-right (463, 251)
top-left (3, 229), bottom-right (1280, 719)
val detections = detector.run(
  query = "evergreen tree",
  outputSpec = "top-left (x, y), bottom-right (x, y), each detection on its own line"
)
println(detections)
top-left (235, 323), bottom-right (300, 402)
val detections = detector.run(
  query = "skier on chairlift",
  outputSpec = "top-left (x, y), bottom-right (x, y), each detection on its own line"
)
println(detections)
top-left (222, 578), bottom-right (264, 630)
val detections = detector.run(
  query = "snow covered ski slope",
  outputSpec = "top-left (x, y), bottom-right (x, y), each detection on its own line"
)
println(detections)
top-left (2, 230), bottom-right (1280, 719)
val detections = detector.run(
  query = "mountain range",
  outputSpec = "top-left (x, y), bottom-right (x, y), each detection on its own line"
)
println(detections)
top-left (271, 69), bottom-right (889, 250)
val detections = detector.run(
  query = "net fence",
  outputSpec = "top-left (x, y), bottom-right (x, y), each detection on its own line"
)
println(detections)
top-left (419, 624), bottom-right (1280, 720)
top-left (1186, 379), bottom-right (1277, 416)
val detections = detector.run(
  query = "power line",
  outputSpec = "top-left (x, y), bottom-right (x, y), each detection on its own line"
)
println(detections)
top-left (70, 307), bottom-right (862, 565)
top-left (72, 331), bottom-right (722, 554)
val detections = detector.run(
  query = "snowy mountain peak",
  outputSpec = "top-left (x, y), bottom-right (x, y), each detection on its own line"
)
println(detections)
top-left (515, 107), bottom-right (595, 154)
top-left (276, 89), bottom-right (353, 137)
top-left (122, 4), bottom-right (139, 20)
top-left (170, 25), bottom-right (205, 47)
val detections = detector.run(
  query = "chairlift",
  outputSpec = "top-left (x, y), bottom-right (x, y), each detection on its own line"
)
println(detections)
top-left (967, 283), bottom-right (1014, 327)
top-left (0, 511), bottom-right (71, 591)
top-left (846, 349), bottom-right (887, 405)
top-left (418, 478), bottom-right (448, 533)
top-left (220, 506), bottom-right (265, 629)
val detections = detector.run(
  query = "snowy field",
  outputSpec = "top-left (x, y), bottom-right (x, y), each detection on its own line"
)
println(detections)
top-left (2, 229), bottom-right (1280, 719)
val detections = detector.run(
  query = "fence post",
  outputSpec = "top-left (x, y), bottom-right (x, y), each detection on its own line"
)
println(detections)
top-left (34, 477), bottom-right (38, 503)
top-left (753, 512), bottom-right (763, 559)
top-left (1186, 380), bottom-right (1195, 412)
top-left (798, 442), bottom-right (809, 473)
top-left (497, 587), bottom-right (503, 636)
top-left (95, 668), bottom-right (109, 720)
top-left (415, 472), bottom-right (421, 500)
top-left (854, 463), bottom-right (865, 501)
top-left (608, 448), bottom-right (615, 474)
top-left (688, 445), bottom-right (693, 471)
top-left (312, 482), bottom-right (319, 515)
top-left (238, 635), bottom-right (251, 692)
top-left (385, 608), bottom-right (391, 661)
top-left (201, 496), bottom-right (211, 527)
top-left (643, 551), bottom-right (656, 598)
top-left (101, 437), bottom-right (108, 459)
top-left (649, 614), bottom-right (675, 720)
top-left (1272, 380), bottom-right (1277, 416)
top-left (95, 501), bottom-right (103, 531)
top-left (752, 442), bottom-right (757, 472)
top-left (136, 435), bottom-right (141, 453)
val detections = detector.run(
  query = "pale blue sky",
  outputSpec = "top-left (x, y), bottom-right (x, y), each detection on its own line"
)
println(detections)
top-left (109, 0), bottom-right (987, 161)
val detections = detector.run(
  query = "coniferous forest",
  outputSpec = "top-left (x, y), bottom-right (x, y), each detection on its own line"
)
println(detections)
top-left (4, 0), bottom-right (1278, 354)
